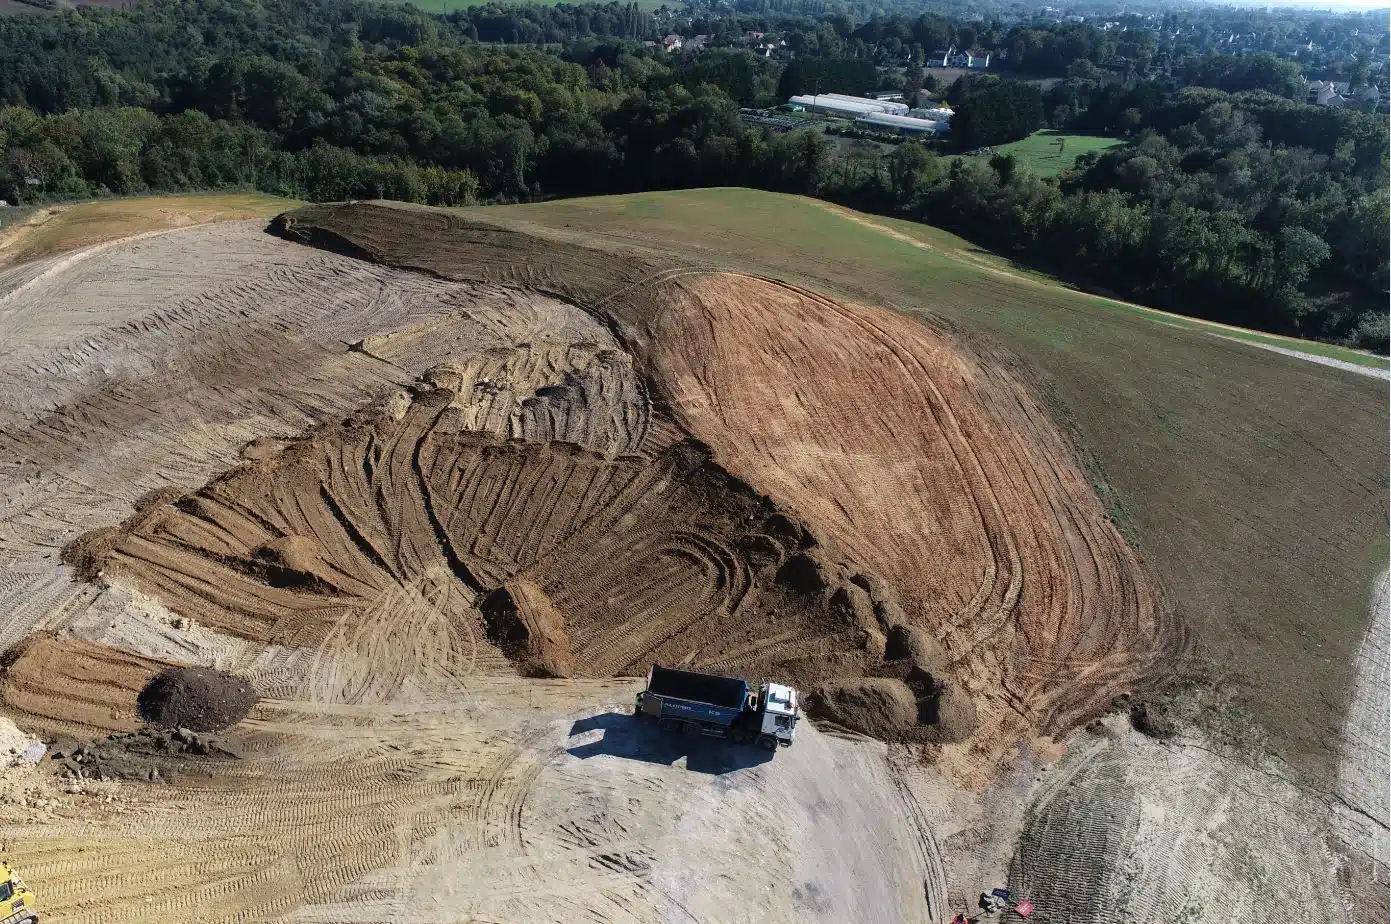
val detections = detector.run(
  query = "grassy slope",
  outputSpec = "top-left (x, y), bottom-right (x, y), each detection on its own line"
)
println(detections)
top-left (470, 187), bottom-right (1389, 780)
top-left (0, 193), bottom-right (297, 265)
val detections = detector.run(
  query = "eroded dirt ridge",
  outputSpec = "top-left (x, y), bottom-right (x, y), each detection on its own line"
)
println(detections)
top-left (72, 387), bottom-right (888, 691)
top-left (264, 202), bottom-right (1182, 757)
top-left (0, 202), bottom-right (1196, 921)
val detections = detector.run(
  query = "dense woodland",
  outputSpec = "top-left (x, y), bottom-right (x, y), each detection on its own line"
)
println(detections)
top-left (0, 0), bottom-right (1384, 349)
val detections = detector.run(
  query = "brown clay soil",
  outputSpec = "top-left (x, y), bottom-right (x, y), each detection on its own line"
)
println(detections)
top-left (0, 633), bottom-right (172, 738)
top-left (0, 199), bottom-right (1215, 921)
top-left (266, 202), bottom-right (1185, 771)
top-left (82, 398), bottom-right (885, 694)
top-left (647, 273), bottom-right (1182, 751)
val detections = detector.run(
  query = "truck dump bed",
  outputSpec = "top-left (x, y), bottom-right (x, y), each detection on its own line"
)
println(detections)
top-left (647, 665), bottom-right (747, 709)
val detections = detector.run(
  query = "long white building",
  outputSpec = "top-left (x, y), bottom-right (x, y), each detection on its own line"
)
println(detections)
top-left (820, 93), bottom-right (910, 115)
top-left (910, 107), bottom-right (954, 122)
top-left (854, 112), bottom-right (944, 136)
top-left (788, 94), bottom-right (909, 118)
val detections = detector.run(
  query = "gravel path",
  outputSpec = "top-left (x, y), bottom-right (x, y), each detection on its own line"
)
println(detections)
top-left (1210, 333), bottom-right (1389, 381)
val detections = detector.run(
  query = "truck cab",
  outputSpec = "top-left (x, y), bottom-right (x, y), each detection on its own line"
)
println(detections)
top-left (758, 682), bottom-right (799, 746)
top-left (0, 863), bottom-right (37, 924)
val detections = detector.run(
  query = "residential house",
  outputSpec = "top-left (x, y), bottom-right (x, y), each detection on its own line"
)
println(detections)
top-left (756, 37), bottom-right (785, 59)
top-left (1307, 79), bottom-right (1352, 106)
top-left (928, 45), bottom-right (990, 69)
top-left (662, 34), bottom-right (682, 52)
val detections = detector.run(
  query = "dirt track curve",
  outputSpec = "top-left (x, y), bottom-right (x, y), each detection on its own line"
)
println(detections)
top-left (267, 202), bottom-right (1184, 764)
top-left (0, 200), bottom-right (1202, 920)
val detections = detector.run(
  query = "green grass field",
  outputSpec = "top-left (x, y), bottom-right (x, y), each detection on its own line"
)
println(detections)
top-left (968, 129), bottom-right (1125, 177)
top-left (472, 188), bottom-right (1390, 780)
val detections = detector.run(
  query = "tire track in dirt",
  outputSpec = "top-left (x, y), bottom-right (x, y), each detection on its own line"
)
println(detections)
top-left (644, 271), bottom-right (1177, 770)
top-left (1010, 722), bottom-right (1353, 923)
top-left (81, 385), bottom-right (873, 690)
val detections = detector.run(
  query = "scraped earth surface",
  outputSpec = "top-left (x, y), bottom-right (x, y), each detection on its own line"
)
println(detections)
top-left (0, 201), bottom-right (1374, 921)
top-left (1007, 716), bottom-right (1353, 924)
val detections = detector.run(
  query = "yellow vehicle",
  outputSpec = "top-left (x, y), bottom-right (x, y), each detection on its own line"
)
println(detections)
top-left (0, 864), bottom-right (36, 924)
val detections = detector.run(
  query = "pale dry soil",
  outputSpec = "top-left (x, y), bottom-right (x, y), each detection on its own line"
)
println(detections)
top-left (0, 221), bottom-right (950, 922)
top-left (0, 213), bottom-right (1379, 923)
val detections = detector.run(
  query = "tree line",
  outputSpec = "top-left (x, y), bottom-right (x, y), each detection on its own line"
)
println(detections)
top-left (0, 0), bottom-right (1383, 351)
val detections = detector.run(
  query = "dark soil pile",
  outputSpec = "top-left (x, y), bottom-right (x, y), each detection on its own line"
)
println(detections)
top-left (806, 678), bottom-right (919, 738)
top-left (1129, 700), bottom-right (1176, 739)
top-left (137, 667), bottom-right (258, 732)
top-left (250, 534), bottom-right (341, 593)
top-left (481, 581), bottom-right (575, 678)
top-left (49, 727), bottom-right (245, 783)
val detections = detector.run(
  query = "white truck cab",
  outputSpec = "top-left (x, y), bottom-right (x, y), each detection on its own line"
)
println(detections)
top-left (759, 682), bottom-right (800, 746)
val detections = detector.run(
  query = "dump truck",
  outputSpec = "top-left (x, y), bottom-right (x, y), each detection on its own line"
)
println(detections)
top-left (0, 863), bottom-right (37, 924)
top-left (633, 665), bottom-right (800, 750)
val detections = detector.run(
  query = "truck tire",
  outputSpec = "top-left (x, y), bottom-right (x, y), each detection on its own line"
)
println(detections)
top-left (757, 734), bottom-right (777, 751)
top-left (729, 727), bottom-right (748, 745)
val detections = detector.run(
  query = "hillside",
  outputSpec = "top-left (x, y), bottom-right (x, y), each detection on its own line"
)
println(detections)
top-left (0, 192), bottom-right (1382, 922)
top-left (474, 188), bottom-right (1389, 781)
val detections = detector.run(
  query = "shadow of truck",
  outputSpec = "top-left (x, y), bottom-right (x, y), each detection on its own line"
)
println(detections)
top-left (566, 711), bottom-right (776, 775)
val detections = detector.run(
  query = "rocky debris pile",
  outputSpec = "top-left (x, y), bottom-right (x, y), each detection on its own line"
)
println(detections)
top-left (806, 616), bottom-right (978, 743)
top-left (1129, 699), bottom-right (1176, 739)
top-left (137, 666), bottom-right (258, 732)
top-left (0, 764), bottom-right (63, 822)
top-left (0, 716), bottom-right (44, 768)
top-left (49, 727), bottom-right (245, 783)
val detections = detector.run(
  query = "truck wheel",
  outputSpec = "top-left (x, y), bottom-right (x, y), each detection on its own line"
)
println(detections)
top-left (757, 734), bottom-right (777, 751)
top-left (729, 727), bottom-right (748, 745)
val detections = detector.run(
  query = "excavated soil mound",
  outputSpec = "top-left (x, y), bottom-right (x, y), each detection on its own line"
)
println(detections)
top-left (480, 581), bottom-right (574, 678)
top-left (137, 667), bottom-right (258, 732)
top-left (250, 535), bottom-right (341, 593)
top-left (0, 633), bottom-right (172, 736)
top-left (268, 203), bottom-right (1183, 763)
top-left (72, 390), bottom-right (884, 692)
top-left (807, 678), bottom-right (919, 739)
top-left (49, 727), bottom-right (244, 783)
top-left (38, 203), bottom-right (1182, 765)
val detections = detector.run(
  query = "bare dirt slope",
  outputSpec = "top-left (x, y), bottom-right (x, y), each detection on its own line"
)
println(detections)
top-left (648, 273), bottom-right (1182, 759)
top-left (1007, 716), bottom-right (1352, 924)
top-left (274, 202), bottom-right (1182, 768)
top-left (0, 209), bottom-right (955, 921)
top-left (0, 199), bottom-right (1366, 922)
top-left (1333, 570), bottom-right (1390, 908)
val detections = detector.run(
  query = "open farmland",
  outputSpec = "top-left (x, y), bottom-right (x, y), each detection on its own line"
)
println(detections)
top-left (0, 192), bottom-right (1382, 922)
